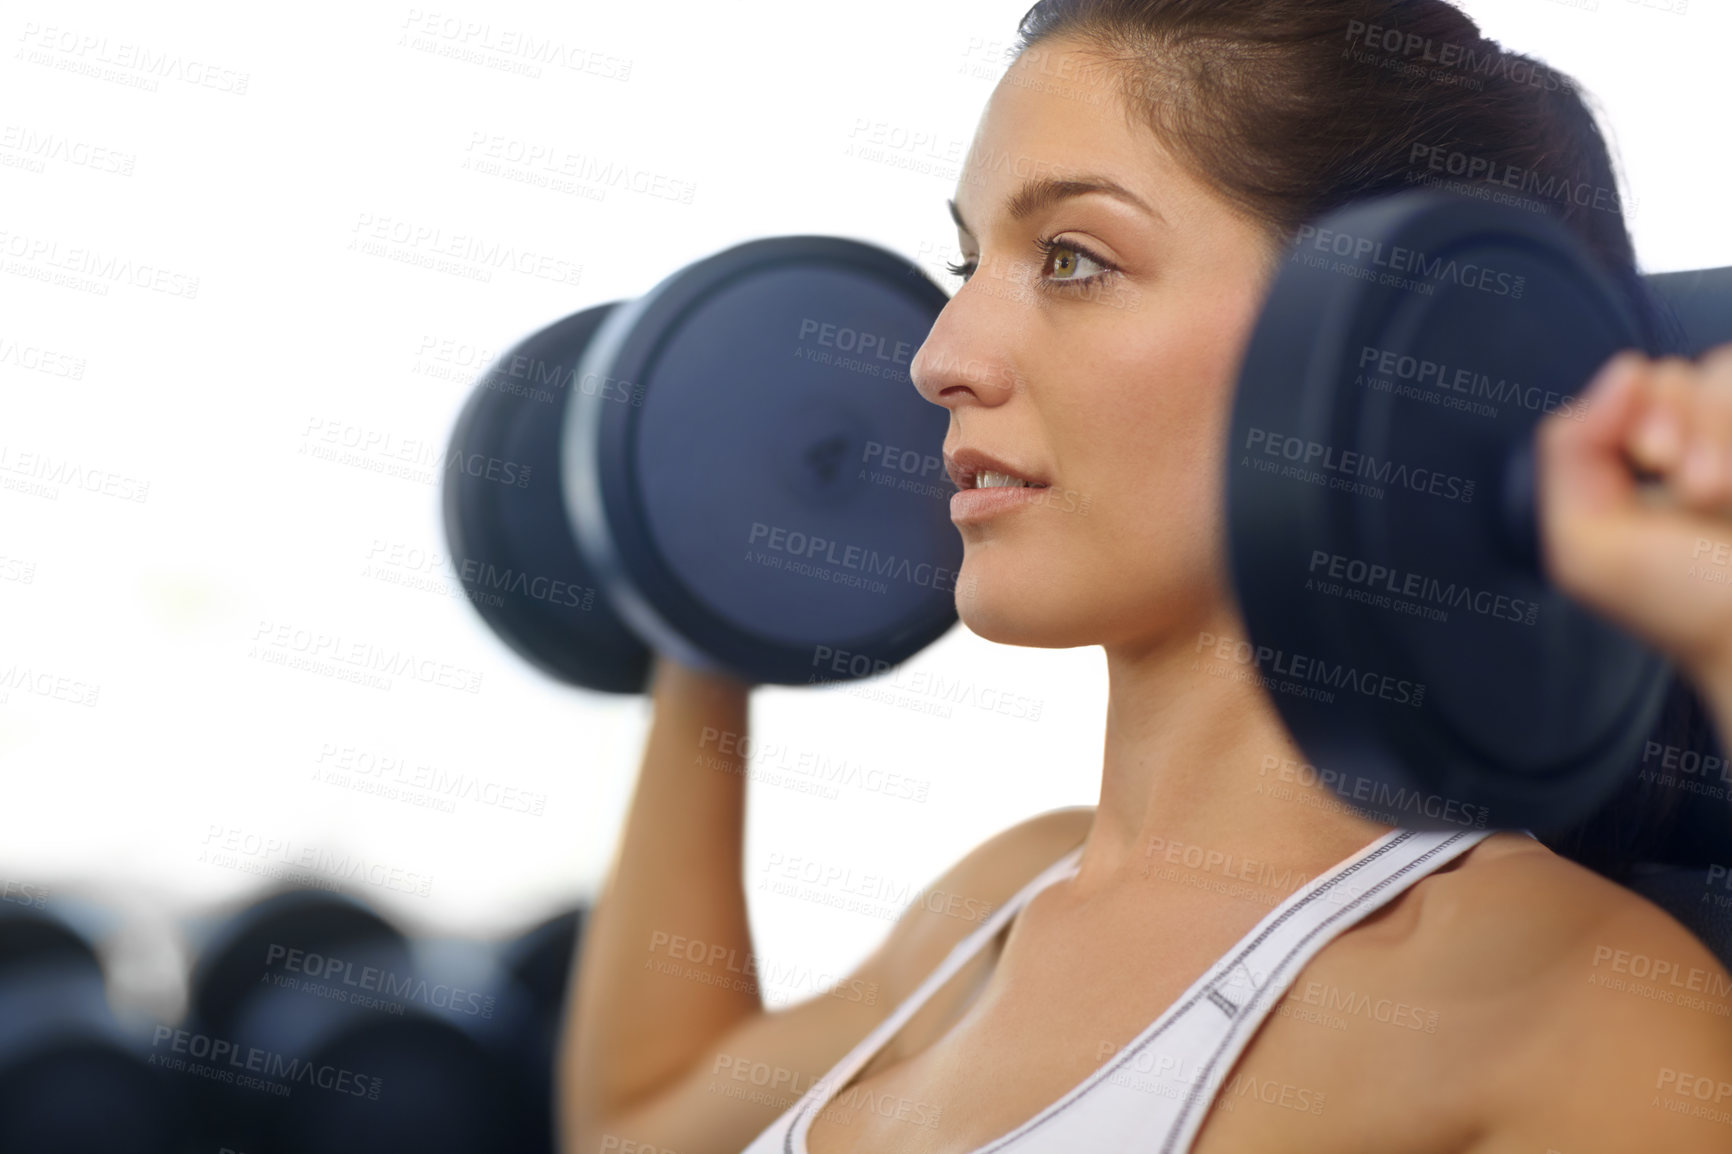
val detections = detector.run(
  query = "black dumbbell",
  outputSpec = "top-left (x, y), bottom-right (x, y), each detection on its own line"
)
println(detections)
top-left (494, 907), bottom-right (584, 1154)
top-left (1225, 188), bottom-right (1715, 834)
top-left (184, 888), bottom-right (536, 1154)
top-left (0, 905), bottom-right (186, 1154)
top-left (442, 237), bottom-right (959, 692)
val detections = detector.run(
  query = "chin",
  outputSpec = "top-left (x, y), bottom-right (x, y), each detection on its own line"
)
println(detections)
top-left (954, 575), bottom-right (1087, 650)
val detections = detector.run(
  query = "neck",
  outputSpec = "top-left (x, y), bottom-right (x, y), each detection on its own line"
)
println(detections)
top-left (1076, 603), bottom-right (1394, 905)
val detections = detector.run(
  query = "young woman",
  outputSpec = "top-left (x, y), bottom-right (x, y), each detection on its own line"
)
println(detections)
top-left (563, 3), bottom-right (1732, 1151)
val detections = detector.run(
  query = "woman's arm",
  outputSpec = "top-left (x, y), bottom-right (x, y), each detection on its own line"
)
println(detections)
top-left (559, 656), bottom-right (762, 1151)
top-left (556, 651), bottom-right (1096, 1154)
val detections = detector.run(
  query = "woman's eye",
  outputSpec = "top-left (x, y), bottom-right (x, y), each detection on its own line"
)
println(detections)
top-left (1046, 241), bottom-right (1105, 282)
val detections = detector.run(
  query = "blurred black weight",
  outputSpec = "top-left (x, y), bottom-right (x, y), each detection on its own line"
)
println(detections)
top-left (185, 889), bottom-right (539, 1154)
top-left (1227, 189), bottom-right (1691, 834)
top-left (443, 236), bottom-right (959, 691)
top-left (0, 906), bottom-right (185, 1154)
top-left (496, 906), bottom-right (585, 1154)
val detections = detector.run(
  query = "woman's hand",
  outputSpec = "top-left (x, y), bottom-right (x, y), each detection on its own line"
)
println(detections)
top-left (1536, 345), bottom-right (1732, 703)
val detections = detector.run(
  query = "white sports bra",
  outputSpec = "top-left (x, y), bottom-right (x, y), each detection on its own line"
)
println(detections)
top-left (740, 825), bottom-right (1514, 1153)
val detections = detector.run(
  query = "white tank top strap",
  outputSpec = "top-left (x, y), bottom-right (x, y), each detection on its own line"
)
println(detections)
top-left (1143, 825), bottom-right (1495, 1153)
top-left (740, 824), bottom-right (1501, 1154)
top-left (776, 839), bottom-right (1089, 1147)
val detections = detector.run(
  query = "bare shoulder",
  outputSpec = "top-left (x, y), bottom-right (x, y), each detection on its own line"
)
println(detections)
top-left (1399, 833), bottom-right (1728, 989)
top-left (1396, 833), bottom-right (1732, 1152)
top-left (861, 806), bottom-right (1094, 1003)
top-left (917, 804), bottom-right (1096, 915)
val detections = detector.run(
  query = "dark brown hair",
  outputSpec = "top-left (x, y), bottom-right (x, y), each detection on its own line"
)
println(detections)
top-left (1013, 0), bottom-right (1717, 878)
top-left (1013, 0), bottom-right (1683, 352)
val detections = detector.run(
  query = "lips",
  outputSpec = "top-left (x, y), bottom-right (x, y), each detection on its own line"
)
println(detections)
top-left (944, 447), bottom-right (1050, 490)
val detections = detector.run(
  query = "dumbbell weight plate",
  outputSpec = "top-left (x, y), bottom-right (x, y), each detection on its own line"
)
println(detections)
top-left (0, 908), bottom-right (185, 1154)
top-left (1227, 191), bottom-right (1672, 833)
top-left (188, 890), bottom-right (533, 1154)
top-left (444, 304), bottom-right (654, 693)
top-left (568, 237), bottom-right (959, 687)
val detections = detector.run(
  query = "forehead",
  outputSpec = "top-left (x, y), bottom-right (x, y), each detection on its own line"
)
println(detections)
top-left (954, 39), bottom-right (1191, 226)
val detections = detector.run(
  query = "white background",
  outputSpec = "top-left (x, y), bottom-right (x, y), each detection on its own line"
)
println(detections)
top-left (0, 0), bottom-right (1724, 1019)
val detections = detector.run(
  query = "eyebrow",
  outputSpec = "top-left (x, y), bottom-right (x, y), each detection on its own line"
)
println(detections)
top-left (948, 176), bottom-right (1163, 234)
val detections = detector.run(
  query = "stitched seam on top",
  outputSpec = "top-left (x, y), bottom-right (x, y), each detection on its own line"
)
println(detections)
top-left (973, 828), bottom-right (1427, 1152)
top-left (1155, 830), bottom-right (1478, 1154)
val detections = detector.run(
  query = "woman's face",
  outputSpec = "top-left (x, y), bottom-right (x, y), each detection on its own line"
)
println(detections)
top-left (912, 38), bottom-right (1281, 654)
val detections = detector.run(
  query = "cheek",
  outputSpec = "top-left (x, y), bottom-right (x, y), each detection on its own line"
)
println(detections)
top-left (1068, 329), bottom-right (1244, 562)
top-left (1095, 332), bottom-right (1239, 479)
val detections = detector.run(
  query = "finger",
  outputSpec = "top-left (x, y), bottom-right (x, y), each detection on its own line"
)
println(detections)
top-left (1676, 355), bottom-right (1732, 513)
top-left (1542, 350), bottom-right (1649, 522)
top-left (1627, 356), bottom-right (1695, 476)
top-left (1701, 342), bottom-right (1732, 377)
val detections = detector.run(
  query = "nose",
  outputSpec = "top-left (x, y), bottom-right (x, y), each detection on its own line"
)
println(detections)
top-left (910, 290), bottom-right (1024, 412)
